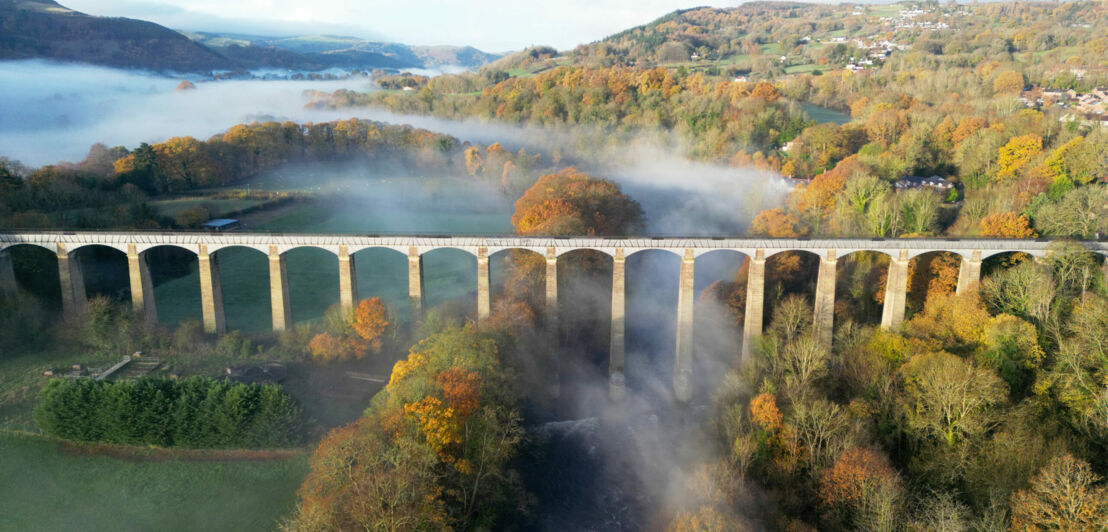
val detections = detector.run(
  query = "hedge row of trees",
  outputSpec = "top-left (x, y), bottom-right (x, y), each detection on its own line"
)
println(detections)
top-left (0, 118), bottom-right (557, 230)
top-left (34, 377), bottom-right (304, 449)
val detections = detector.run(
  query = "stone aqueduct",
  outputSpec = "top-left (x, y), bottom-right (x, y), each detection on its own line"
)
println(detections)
top-left (2, 232), bottom-right (1106, 401)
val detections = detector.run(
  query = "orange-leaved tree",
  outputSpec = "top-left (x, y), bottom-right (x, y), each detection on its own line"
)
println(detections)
top-left (820, 447), bottom-right (903, 527)
top-left (980, 212), bottom-right (1037, 238)
top-left (353, 297), bottom-right (389, 353)
top-left (308, 298), bottom-right (389, 363)
top-left (307, 333), bottom-right (368, 363)
top-left (511, 167), bottom-right (643, 236)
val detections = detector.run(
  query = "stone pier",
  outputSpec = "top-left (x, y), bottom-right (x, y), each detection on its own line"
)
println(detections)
top-left (56, 243), bottom-right (87, 319)
top-left (674, 248), bottom-right (695, 402)
top-left (545, 247), bottom-right (560, 398)
top-left (197, 244), bottom-right (225, 334)
top-left (956, 250), bottom-right (983, 294)
top-left (0, 249), bottom-right (16, 295)
top-left (338, 245), bottom-right (358, 314)
top-left (545, 247), bottom-right (558, 322)
top-left (609, 248), bottom-right (626, 401)
top-left (813, 249), bottom-right (837, 348)
top-left (742, 249), bottom-right (766, 357)
top-left (268, 246), bottom-right (292, 331)
top-left (477, 246), bottom-right (490, 321)
top-left (408, 246), bottom-right (423, 329)
top-left (880, 249), bottom-right (909, 329)
top-left (127, 244), bottom-right (157, 323)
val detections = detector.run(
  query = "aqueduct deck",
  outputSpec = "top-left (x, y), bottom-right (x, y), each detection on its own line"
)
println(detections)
top-left (3, 232), bottom-right (1105, 401)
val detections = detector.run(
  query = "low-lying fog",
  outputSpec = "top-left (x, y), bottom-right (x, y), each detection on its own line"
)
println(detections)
top-left (0, 60), bottom-right (380, 166)
top-left (2, 60), bottom-right (789, 236)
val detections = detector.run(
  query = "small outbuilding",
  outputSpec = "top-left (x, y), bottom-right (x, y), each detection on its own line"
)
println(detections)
top-left (202, 218), bottom-right (241, 232)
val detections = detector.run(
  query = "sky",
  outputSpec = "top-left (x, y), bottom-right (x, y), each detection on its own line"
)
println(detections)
top-left (61, 0), bottom-right (741, 52)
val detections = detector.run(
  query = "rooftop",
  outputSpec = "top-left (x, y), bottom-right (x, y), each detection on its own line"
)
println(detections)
top-left (202, 218), bottom-right (240, 228)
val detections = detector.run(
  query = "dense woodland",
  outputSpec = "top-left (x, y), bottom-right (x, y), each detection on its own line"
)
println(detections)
top-left (4, 1), bottom-right (1108, 530)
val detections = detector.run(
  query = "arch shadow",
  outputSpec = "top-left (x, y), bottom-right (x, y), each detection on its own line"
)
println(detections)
top-left (282, 246), bottom-right (340, 326)
top-left (145, 244), bottom-right (202, 327)
top-left (70, 244), bottom-right (129, 304)
top-left (625, 249), bottom-right (681, 401)
top-left (4, 243), bottom-right (61, 311)
top-left (690, 249), bottom-right (749, 402)
top-left (211, 245), bottom-right (271, 332)
top-left (421, 247), bottom-right (477, 323)
top-left (556, 248), bottom-right (614, 414)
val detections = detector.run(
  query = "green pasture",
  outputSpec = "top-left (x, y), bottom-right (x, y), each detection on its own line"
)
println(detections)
top-left (149, 198), bottom-right (266, 218)
top-left (0, 431), bottom-right (307, 532)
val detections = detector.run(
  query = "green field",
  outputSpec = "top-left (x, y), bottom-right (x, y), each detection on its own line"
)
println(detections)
top-left (0, 347), bottom-right (119, 431)
top-left (150, 198), bottom-right (266, 218)
top-left (868, 3), bottom-right (904, 18)
top-left (785, 63), bottom-right (821, 74)
top-left (802, 102), bottom-right (852, 125)
top-left (0, 432), bottom-right (307, 532)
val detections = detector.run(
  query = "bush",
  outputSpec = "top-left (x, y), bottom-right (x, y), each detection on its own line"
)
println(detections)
top-left (34, 377), bottom-right (304, 448)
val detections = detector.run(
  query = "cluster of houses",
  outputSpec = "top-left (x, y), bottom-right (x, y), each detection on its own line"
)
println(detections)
top-left (1020, 87), bottom-right (1108, 120)
top-left (841, 39), bottom-right (905, 72)
top-left (879, 6), bottom-right (956, 31)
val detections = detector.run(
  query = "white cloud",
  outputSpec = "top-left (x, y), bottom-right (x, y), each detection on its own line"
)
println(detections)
top-left (60, 0), bottom-right (732, 51)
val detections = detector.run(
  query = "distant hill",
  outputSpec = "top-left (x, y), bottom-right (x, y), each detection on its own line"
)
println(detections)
top-left (188, 32), bottom-right (501, 70)
top-left (0, 1), bottom-right (500, 73)
top-left (0, 0), bottom-right (232, 71)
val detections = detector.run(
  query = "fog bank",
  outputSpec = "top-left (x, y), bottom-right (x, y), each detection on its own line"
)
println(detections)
top-left (0, 60), bottom-right (378, 166)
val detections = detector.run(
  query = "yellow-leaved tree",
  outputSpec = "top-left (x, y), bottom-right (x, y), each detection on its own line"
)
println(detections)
top-left (996, 134), bottom-right (1042, 181)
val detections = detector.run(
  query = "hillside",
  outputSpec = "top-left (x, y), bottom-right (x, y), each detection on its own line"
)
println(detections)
top-left (188, 32), bottom-right (501, 69)
top-left (0, 0), bottom-right (232, 71)
top-left (0, 1), bottom-right (500, 73)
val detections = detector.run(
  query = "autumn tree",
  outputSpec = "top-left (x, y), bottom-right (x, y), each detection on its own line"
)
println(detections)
top-left (511, 167), bottom-right (643, 236)
top-left (288, 418), bottom-right (447, 531)
top-left (899, 351), bottom-right (1007, 447)
top-left (980, 212), bottom-right (1037, 238)
top-left (1009, 454), bottom-right (1108, 531)
top-left (820, 447), bottom-right (904, 530)
top-left (307, 332), bottom-right (367, 363)
top-left (992, 70), bottom-right (1025, 95)
top-left (749, 208), bottom-right (806, 237)
top-left (353, 297), bottom-right (389, 353)
top-left (996, 135), bottom-right (1042, 181)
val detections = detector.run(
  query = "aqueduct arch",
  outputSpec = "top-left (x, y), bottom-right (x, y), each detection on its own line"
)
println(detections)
top-left (2, 232), bottom-right (1103, 402)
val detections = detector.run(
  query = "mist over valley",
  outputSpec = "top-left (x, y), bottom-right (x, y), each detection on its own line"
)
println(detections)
top-left (4, 1), bottom-right (1108, 531)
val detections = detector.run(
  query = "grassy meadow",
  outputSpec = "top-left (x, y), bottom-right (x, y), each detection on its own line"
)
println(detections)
top-left (0, 431), bottom-right (307, 532)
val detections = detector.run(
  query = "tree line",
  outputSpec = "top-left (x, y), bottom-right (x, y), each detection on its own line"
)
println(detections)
top-left (0, 118), bottom-right (556, 230)
top-left (34, 376), bottom-right (304, 449)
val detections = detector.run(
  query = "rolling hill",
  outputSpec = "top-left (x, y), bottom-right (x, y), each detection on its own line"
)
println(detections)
top-left (0, 0), bottom-right (232, 71)
top-left (0, 0), bottom-right (500, 73)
